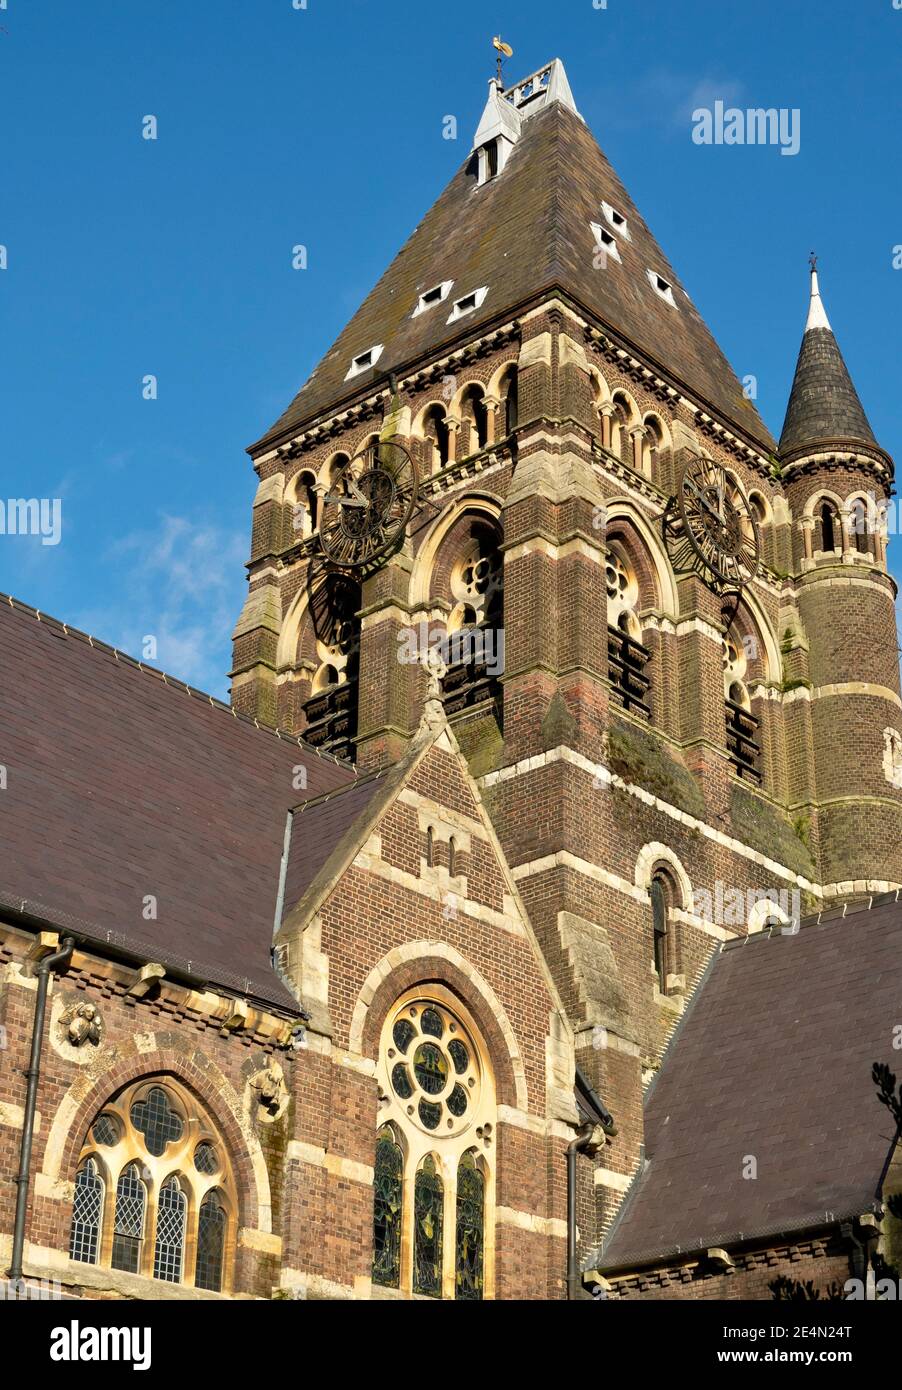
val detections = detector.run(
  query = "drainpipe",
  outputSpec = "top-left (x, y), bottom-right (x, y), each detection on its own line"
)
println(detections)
top-left (9, 935), bottom-right (75, 1284)
top-left (567, 1122), bottom-right (598, 1301)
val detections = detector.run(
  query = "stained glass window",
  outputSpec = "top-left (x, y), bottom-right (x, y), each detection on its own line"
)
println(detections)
top-left (418, 1099), bottom-right (441, 1130)
top-left (153, 1177), bottom-right (186, 1283)
top-left (69, 1158), bottom-right (103, 1265)
top-left (413, 1156), bottom-right (443, 1298)
top-left (378, 998), bottom-right (493, 1298)
top-left (455, 1152), bottom-right (484, 1301)
top-left (195, 1190), bottom-right (226, 1292)
top-left (372, 1129), bottom-right (403, 1288)
top-left (447, 1084), bottom-right (468, 1117)
top-left (391, 1064), bottom-right (413, 1099)
top-left (111, 1163), bottom-right (146, 1274)
top-left (130, 1087), bottom-right (183, 1157)
top-left (420, 1007), bottom-right (444, 1039)
top-left (392, 1018), bottom-right (415, 1053)
top-left (413, 1042), bottom-right (447, 1095)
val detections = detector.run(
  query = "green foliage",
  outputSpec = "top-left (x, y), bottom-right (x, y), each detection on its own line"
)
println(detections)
top-left (606, 721), bottom-right (705, 821)
top-left (769, 1275), bottom-right (844, 1301)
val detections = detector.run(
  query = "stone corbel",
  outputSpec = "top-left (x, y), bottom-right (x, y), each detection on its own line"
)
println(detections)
top-left (125, 962), bottom-right (165, 999)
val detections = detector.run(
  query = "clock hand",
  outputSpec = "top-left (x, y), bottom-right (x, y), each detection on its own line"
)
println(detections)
top-left (686, 480), bottom-right (726, 528)
top-left (324, 492), bottom-right (366, 508)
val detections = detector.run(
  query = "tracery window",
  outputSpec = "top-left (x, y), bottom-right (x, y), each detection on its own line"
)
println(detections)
top-left (68, 1078), bottom-right (235, 1293)
top-left (723, 631), bottom-right (761, 782)
top-left (605, 543), bottom-right (651, 717)
top-left (372, 994), bottom-right (494, 1299)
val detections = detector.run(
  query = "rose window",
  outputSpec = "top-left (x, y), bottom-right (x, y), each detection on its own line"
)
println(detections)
top-left (385, 1002), bottom-right (480, 1136)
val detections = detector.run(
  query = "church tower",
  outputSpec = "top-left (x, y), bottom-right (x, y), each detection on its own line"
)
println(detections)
top-left (777, 263), bottom-right (902, 890)
top-left (230, 58), bottom-right (901, 1266)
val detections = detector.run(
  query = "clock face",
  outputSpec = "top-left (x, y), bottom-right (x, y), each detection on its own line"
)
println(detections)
top-left (319, 440), bottom-right (418, 570)
top-left (664, 456), bottom-right (760, 592)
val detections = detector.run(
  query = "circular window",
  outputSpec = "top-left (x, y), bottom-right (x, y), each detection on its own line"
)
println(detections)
top-left (384, 1000), bottom-right (482, 1137)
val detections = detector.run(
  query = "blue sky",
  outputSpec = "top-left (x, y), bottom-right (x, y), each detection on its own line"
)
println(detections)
top-left (2, 0), bottom-right (900, 697)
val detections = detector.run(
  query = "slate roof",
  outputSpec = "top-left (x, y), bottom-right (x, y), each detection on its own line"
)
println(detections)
top-left (281, 769), bottom-right (389, 920)
top-left (591, 897), bottom-right (902, 1274)
top-left (0, 595), bottom-right (353, 1012)
top-left (779, 330), bottom-right (875, 456)
top-left (252, 79), bottom-right (773, 454)
top-left (779, 272), bottom-right (876, 456)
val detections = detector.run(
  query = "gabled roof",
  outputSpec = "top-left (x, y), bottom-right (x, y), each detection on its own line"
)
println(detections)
top-left (590, 896), bottom-right (902, 1275)
top-left (252, 72), bottom-right (773, 454)
top-left (0, 595), bottom-right (353, 1012)
top-left (779, 267), bottom-right (876, 456)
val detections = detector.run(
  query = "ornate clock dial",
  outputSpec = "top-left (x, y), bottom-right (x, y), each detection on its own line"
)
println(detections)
top-left (663, 455), bottom-right (760, 592)
top-left (319, 439), bottom-right (418, 570)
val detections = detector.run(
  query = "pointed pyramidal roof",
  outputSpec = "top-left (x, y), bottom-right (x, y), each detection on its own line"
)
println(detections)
top-left (778, 263), bottom-right (876, 457)
top-left (252, 59), bottom-right (773, 454)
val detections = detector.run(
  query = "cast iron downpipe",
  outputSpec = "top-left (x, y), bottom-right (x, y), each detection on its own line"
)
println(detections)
top-left (9, 935), bottom-right (75, 1284)
top-left (567, 1122), bottom-right (598, 1301)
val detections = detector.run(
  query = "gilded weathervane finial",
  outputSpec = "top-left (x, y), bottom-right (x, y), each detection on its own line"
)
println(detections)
top-left (492, 35), bottom-right (513, 85)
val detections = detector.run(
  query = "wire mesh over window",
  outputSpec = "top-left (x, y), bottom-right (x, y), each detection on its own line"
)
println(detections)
top-left (130, 1086), bottom-right (183, 1157)
top-left (69, 1158), bottom-right (103, 1265)
top-left (195, 1190), bottom-right (226, 1293)
top-left (153, 1177), bottom-right (186, 1283)
top-left (111, 1162), bottom-right (146, 1275)
top-left (372, 1129), bottom-right (403, 1288)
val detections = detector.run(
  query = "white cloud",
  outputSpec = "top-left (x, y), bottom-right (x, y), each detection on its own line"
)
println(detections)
top-left (73, 514), bottom-right (247, 699)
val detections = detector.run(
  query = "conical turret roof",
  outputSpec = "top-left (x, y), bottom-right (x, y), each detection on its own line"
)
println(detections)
top-left (252, 61), bottom-right (773, 454)
top-left (778, 266), bottom-right (875, 457)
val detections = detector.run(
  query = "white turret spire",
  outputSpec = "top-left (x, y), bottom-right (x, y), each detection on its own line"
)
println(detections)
top-left (805, 253), bottom-right (832, 332)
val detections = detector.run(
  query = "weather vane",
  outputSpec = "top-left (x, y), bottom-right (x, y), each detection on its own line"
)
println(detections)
top-left (493, 35), bottom-right (513, 85)
top-left (809, 250), bottom-right (818, 273)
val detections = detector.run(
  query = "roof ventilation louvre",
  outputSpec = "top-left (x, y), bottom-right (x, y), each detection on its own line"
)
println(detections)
top-left (413, 281), bottom-right (454, 318)
top-left (601, 201), bottom-right (630, 240)
top-left (345, 344), bottom-right (384, 380)
top-left (646, 271), bottom-right (677, 307)
top-left (590, 222), bottom-right (622, 264)
top-left (447, 286), bottom-right (489, 324)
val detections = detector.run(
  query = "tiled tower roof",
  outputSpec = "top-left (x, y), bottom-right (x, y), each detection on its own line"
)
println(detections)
top-left (778, 266), bottom-right (876, 457)
top-left (252, 61), bottom-right (773, 454)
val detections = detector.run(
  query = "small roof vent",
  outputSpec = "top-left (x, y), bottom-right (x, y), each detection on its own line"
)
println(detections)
top-left (646, 271), bottom-right (676, 307)
top-left (345, 344), bottom-right (384, 380)
top-left (448, 287), bottom-right (489, 323)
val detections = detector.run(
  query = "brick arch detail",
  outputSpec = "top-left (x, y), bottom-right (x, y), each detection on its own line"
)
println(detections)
top-left (635, 841), bottom-right (692, 910)
top-left (47, 1037), bottom-right (273, 1234)
top-left (409, 492), bottom-right (504, 608)
top-left (350, 943), bottom-right (528, 1111)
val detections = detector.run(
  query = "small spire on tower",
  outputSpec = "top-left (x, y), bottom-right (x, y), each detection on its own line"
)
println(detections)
top-left (805, 251), bottom-right (831, 332)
